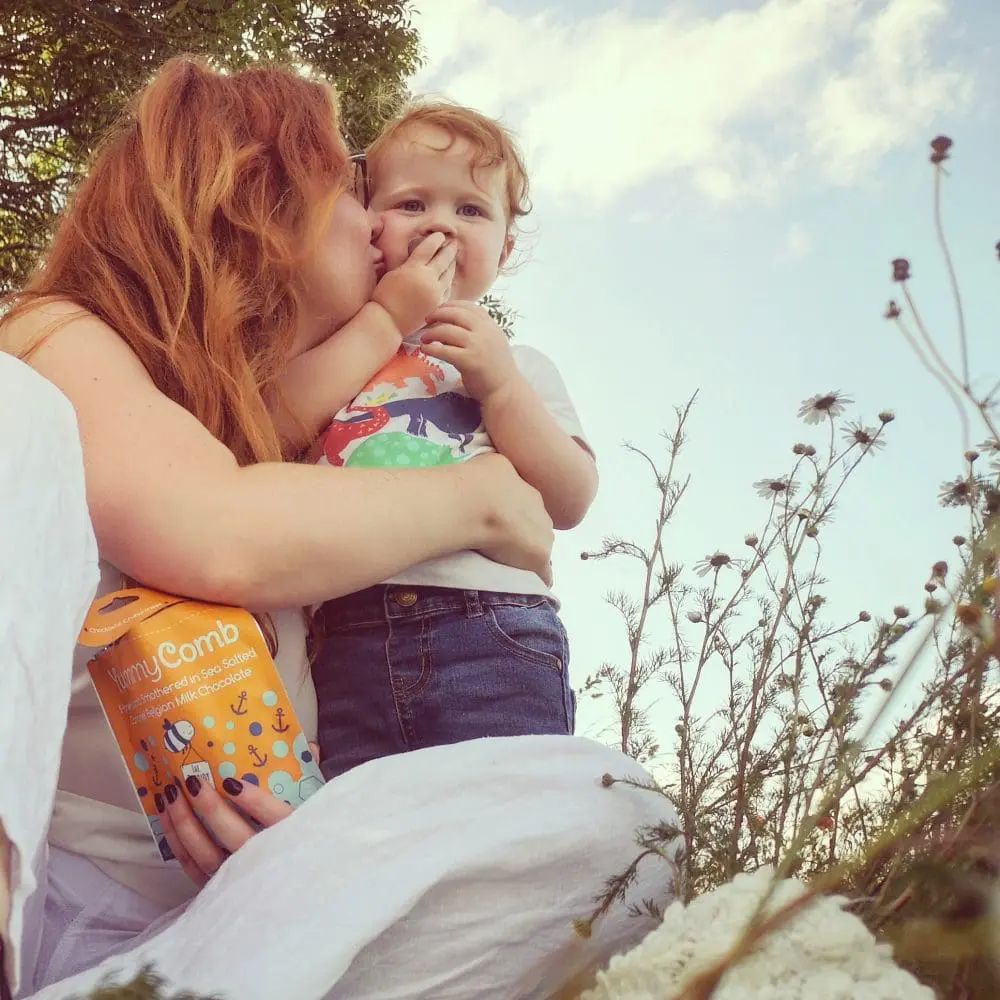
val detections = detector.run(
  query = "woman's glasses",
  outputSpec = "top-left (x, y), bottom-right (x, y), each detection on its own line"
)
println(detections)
top-left (350, 153), bottom-right (369, 209)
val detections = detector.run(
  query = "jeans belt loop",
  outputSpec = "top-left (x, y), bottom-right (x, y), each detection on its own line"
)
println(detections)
top-left (464, 589), bottom-right (484, 618)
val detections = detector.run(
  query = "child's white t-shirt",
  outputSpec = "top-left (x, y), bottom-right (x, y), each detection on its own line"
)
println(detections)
top-left (314, 335), bottom-right (591, 598)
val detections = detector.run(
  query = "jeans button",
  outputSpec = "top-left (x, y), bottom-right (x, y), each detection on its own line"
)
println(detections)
top-left (393, 589), bottom-right (418, 607)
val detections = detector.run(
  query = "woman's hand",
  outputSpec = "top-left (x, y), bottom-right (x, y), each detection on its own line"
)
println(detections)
top-left (463, 454), bottom-right (555, 586)
top-left (159, 775), bottom-right (292, 887)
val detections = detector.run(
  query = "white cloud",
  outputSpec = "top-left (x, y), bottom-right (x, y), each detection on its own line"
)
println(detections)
top-left (785, 223), bottom-right (813, 258)
top-left (409, 0), bottom-right (972, 206)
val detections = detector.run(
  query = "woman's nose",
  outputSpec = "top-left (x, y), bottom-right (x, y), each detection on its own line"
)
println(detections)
top-left (368, 209), bottom-right (384, 242)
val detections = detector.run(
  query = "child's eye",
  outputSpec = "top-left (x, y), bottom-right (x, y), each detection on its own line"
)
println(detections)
top-left (398, 199), bottom-right (424, 212)
top-left (458, 204), bottom-right (485, 218)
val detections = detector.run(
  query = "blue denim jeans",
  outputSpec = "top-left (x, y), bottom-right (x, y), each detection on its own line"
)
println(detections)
top-left (313, 585), bottom-right (575, 779)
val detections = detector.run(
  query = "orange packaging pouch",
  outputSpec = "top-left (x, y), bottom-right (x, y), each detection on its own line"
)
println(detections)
top-left (80, 587), bottom-right (324, 861)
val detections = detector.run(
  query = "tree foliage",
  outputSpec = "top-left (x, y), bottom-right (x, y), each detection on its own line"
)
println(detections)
top-left (0, 0), bottom-right (422, 292)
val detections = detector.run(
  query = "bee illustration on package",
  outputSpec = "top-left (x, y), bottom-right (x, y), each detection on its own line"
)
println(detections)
top-left (80, 587), bottom-right (324, 861)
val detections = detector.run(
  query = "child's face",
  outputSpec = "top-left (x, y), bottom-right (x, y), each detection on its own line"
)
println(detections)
top-left (369, 123), bottom-right (512, 303)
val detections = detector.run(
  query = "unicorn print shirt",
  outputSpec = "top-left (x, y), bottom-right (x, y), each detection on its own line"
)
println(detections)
top-left (314, 333), bottom-right (591, 599)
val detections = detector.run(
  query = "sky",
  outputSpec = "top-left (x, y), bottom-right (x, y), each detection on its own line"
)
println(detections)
top-left (405, 0), bottom-right (1000, 747)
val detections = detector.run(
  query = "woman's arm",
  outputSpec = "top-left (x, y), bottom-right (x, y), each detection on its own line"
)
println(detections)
top-left (9, 303), bottom-right (552, 608)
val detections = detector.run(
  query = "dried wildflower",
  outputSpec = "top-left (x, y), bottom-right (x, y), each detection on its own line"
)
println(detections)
top-left (932, 560), bottom-right (948, 579)
top-left (792, 442), bottom-right (817, 457)
top-left (694, 551), bottom-right (732, 577)
top-left (884, 300), bottom-right (901, 320)
top-left (878, 410), bottom-right (895, 424)
top-left (858, 611), bottom-right (871, 622)
top-left (795, 507), bottom-right (812, 520)
top-left (925, 597), bottom-right (943, 614)
top-left (842, 421), bottom-right (885, 454)
top-left (893, 605), bottom-right (909, 619)
top-left (984, 576), bottom-right (998, 596)
top-left (879, 678), bottom-right (894, 692)
top-left (798, 391), bottom-right (853, 424)
top-left (801, 725), bottom-right (815, 737)
top-left (754, 476), bottom-right (797, 500)
top-left (929, 134), bottom-right (953, 165)
top-left (956, 602), bottom-right (995, 644)
top-left (816, 815), bottom-right (835, 832)
top-left (601, 773), bottom-right (615, 788)
top-left (924, 582), bottom-right (937, 593)
top-left (891, 258), bottom-right (911, 282)
top-left (674, 724), bottom-right (685, 736)
top-left (685, 610), bottom-right (703, 623)
top-left (953, 534), bottom-right (967, 546)
top-left (744, 533), bottom-right (758, 548)
top-left (580, 551), bottom-right (590, 560)
top-left (965, 449), bottom-right (980, 463)
top-left (805, 525), bottom-right (818, 538)
top-left (939, 476), bottom-right (974, 507)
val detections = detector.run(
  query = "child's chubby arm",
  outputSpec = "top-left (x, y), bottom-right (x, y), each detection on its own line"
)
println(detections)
top-left (276, 235), bottom-right (457, 451)
top-left (420, 301), bottom-right (598, 530)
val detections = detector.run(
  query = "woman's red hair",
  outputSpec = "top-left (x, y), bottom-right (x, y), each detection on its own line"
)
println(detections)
top-left (2, 56), bottom-right (349, 464)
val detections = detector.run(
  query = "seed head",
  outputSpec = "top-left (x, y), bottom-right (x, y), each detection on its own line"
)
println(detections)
top-left (891, 258), bottom-right (911, 282)
top-left (879, 678), bottom-right (894, 692)
top-left (884, 300), bottom-right (902, 320)
top-left (859, 611), bottom-right (871, 622)
top-left (929, 135), bottom-right (953, 165)
top-left (953, 535), bottom-right (967, 547)
top-left (893, 605), bottom-right (909, 619)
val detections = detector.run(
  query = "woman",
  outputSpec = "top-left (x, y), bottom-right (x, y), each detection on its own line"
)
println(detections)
top-left (0, 58), bottom-right (679, 999)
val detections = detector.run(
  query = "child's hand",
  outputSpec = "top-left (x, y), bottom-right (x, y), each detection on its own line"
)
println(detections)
top-left (372, 233), bottom-right (457, 336)
top-left (420, 301), bottom-right (520, 402)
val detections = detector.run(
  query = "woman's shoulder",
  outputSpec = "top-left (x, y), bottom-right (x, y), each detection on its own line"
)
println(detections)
top-left (2, 296), bottom-right (91, 352)
top-left (1, 297), bottom-right (149, 383)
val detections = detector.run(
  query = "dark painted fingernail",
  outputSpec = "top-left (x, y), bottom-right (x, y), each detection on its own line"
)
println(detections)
top-left (164, 783), bottom-right (178, 804)
top-left (185, 775), bottom-right (201, 797)
top-left (222, 777), bottom-right (243, 796)
top-left (155, 792), bottom-right (165, 813)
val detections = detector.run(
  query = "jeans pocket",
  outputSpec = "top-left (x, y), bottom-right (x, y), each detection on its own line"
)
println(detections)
top-left (485, 600), bottom-right (567, 673)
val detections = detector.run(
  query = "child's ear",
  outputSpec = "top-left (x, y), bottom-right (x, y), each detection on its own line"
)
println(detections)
top-left (499, 232), bottom-right (516, 269)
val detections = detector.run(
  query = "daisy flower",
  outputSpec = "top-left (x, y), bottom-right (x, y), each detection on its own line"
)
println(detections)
top-left (797, 391), bottom-right (853, 424)
top-left (694, 552), bottom-right (733, 577)
top-left (842, 421), bottom-right (885, 454)
top-left (754, 477), bottom-right (797, 501)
